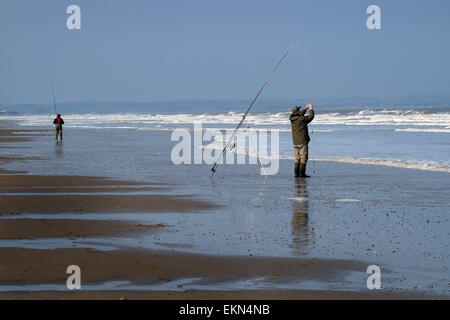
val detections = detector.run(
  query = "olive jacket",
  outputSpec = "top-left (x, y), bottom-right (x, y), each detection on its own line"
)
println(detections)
top-left (289, 109), bottom-right (314, 146)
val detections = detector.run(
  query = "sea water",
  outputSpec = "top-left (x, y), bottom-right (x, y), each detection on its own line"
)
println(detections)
top-left (2, 104), bottom-right (449, 173)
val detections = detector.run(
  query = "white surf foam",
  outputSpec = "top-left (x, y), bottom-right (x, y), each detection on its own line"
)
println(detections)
top-left (335, 198), bottom-right (361, 203)
top-left (288, 197), bottom-right (308, 202)
top-left (394, 128), bottom-right (450, 133)
top-left (1, 109), bottom-right (449, 129)
top-left (313, 157), bottom-right (450, 173)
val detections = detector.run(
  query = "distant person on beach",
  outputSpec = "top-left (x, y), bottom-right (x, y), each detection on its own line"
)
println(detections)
top-left (53, 114), bottom-right (64, 140)
top-left (289, 104), bottom-right (314, 178)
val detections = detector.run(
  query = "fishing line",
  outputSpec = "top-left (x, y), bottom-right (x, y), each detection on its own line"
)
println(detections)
top-left (51, 81), bottom-right (58, 116)
top-left (303, 39), bottom-right (315, 174)
top-left (303, 38), bottom-right (312, 103)
top-left (211, 36), bottom-right (304, 176)
top-left (246, 124), bottom-right (268, 179)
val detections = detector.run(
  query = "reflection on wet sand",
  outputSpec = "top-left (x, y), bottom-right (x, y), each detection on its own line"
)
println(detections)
top-left (55, 140), bottom-right (63, 158)
top-left (290, 179), bottom-right (314, 255)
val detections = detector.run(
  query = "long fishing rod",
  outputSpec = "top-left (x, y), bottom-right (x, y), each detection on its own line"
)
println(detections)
top-left (210, 36), bottom-right (304, 175)
top-left (51, 81), bottom-right (58, 115)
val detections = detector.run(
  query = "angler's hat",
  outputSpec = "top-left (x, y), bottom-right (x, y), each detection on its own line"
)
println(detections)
top-left (290, 106), bottom-right (300, 114)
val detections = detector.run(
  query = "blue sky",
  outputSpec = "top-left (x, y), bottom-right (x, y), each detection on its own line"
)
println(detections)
top-left (1, 0), bottom-right (449, 104)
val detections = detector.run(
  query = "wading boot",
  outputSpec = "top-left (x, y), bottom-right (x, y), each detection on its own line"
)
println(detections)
top-left (300, 163), bottom-right (310, 178)
top-left (295, 162), bottom-right (301, 178)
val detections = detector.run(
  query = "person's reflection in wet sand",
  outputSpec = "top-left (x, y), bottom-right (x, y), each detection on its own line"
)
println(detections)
top-left (55, 140), bottom-right (63, 158)
top-left (290, 179), bottom-right (314, 255)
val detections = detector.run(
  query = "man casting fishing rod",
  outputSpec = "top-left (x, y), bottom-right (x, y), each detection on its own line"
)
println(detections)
top-left (290, 103), bottom-right (314, 178)
top-left (210, 37), bottom-right (304, 175)
top-left (53, 114), bottom-right (64, 141)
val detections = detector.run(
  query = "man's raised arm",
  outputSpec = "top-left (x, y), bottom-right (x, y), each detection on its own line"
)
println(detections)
top-left (304, 104), bottom-right (314, 123)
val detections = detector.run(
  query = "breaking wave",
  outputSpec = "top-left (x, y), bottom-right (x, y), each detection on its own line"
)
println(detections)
top-left (394, 128), bottom-right (450, 133)
top-left (1, 109), bottom-right (449, 130)
top-left (312, 157), bottom-right (450, 173)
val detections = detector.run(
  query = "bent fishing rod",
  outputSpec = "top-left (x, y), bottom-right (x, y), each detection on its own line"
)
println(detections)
top-left (210, 36), bottom-right (304, 175)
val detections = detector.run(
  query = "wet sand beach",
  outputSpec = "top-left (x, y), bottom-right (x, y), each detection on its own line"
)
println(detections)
top-left (0, 289), bottom-right (432, 300)
top-left (0, 219), bottom-right (165, 240)
top-left (0, 247), bottom-right (365, 287)
top-left (0, 194), bottom-right (218, 215)
top-left (0, 248), bottom-right (432, 300)
top-left (0, 124), bottom-right (449, 299)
